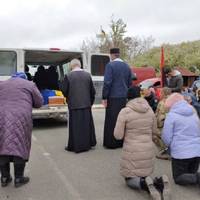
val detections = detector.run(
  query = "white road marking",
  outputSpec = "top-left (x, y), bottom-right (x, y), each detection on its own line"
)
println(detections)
top-left (43, 152), bottom-right (50, 156)
top-left (32, 135), bottom-right (82, 200)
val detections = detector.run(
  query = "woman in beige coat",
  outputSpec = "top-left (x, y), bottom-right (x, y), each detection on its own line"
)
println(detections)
top-left (114, 86), bottom-right (171, 200)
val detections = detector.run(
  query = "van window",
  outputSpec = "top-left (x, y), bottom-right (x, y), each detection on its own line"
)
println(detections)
top-left (91, 55), bottom-right (110, 76)
top-left (154, 81), bottom-right (161, 87)
top-left (0, 51), bottom-right (17, 75)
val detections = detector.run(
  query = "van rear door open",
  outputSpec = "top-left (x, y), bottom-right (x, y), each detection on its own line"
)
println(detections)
top-left (24, 49), bottom-right (84, 119)
top-left (0, 48), bottom-right (110, 119)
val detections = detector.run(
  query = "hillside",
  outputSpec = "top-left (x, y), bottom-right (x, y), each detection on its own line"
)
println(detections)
top-left (132, 40), bottom-right (200, 74)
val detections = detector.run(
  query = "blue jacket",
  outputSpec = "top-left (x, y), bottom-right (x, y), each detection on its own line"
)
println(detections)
top-left (102, 60), bottom-right (132, 99)
top-left (162, 100), bottom-right (200, 159)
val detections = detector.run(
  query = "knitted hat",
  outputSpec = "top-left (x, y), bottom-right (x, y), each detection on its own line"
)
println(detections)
top-left (110, 48), bottom-right (120, 54)
top-left (165, 93), bottom-right (184, 109)
top-left (127, 86), bottom-right (141, 100)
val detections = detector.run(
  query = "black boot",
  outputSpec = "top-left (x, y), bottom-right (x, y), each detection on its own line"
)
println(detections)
top-left (140, 177), bottom-right (149, 192)
top-left (14, 163), bottom-right (29, 188)
top-left (0, 163), bottom-right (12, 187)
top-left (145, 177), bottom-right (162, 200)
top-left (154, 175), bottom-right (171, 200)
top-left (14, 177), bottom-right (30, 188)
top-left (153, 177), bottom-right (164, 193)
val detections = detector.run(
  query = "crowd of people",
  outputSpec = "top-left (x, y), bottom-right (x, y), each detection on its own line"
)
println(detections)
top-left (30, 65), bottom-right (59, 90)
top-left (0, 48), bottom-right (200, 200)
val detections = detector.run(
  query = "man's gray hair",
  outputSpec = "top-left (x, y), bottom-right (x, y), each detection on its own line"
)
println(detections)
top-left (70, 59), bottom-right (81, 68)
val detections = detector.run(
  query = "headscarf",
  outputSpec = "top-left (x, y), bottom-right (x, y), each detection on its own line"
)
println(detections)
top-left (11, 72), bottom-right (27, 80)
top-left (165, 93), bottom-right (184, 109)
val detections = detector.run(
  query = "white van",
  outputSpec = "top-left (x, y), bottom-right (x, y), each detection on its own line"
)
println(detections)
top-left (0, 48), bottom-right (110, 119)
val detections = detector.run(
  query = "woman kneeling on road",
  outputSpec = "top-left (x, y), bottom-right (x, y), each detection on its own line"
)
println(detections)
top-left (162, 93), bottom-right (200, 186)
top-left (114, 86), bottom-right (171, 200)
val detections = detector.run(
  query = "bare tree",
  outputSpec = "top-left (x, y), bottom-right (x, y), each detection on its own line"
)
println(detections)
top-left (81, 16), bottom-right (154, 62)
top-left (81, 38), bottom-right (99, 63)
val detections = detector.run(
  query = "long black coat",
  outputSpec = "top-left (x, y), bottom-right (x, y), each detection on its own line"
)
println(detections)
top-left (62, 69), bottom-right (96, 153)
top-left (62, 70), bottom-right (95, 109)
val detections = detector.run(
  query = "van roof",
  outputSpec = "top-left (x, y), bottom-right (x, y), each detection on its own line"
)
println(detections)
top-left (0, 48), bottom-right (83, 54)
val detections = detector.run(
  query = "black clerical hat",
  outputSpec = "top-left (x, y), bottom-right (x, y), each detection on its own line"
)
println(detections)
top-left (110, 48), bottom-right (120, 54)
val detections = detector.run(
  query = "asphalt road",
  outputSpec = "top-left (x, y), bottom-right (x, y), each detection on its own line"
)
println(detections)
top-left (0, 109), bottom-right (200, 200)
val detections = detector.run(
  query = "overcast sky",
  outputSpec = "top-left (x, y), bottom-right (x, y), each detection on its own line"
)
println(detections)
top-left (0, 0), bottom-right (199, 50)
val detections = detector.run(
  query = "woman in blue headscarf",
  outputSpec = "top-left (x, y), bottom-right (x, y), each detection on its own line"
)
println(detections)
top-left (11, 72), bottom-right (27, 80)
top-left (0, 72), bottom-right (43, 188)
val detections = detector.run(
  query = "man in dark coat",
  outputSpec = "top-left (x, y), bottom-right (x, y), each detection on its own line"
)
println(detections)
top-left (163, 67), bottom-right (183, 93)
top-left (33, 65), bottom-right (47, 90)
top-left (0, 72), bottom-right (43, 187)
top-left (46, 65), bottom-right (59, 90)
top-left (25, 65), bottom-right (32, 81)
top-left (143, 88), bottom-right (158, 112)
top-left (62, 59), bottom-right (96, 153)
top-left (102, 48), bottom-right (132, 149)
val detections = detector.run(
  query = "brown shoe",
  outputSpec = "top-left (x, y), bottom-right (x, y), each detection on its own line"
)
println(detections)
top-left (145, 176), bottom-right (161, 200)
top-left (156, 153), bottom-right (171, 160)
top-left (156, 150), bottom-right (171, 160)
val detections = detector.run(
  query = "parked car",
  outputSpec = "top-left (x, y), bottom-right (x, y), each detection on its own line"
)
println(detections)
top-left (131, 66), bottom-right (157, 85)
top-left (138, 77), bottom-right (162, 100)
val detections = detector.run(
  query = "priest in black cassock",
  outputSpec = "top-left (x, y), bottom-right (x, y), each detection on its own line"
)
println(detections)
top-left (102, 48), bottom-right (132, 149)
top-left (62, 59), bottom-right (96, 153)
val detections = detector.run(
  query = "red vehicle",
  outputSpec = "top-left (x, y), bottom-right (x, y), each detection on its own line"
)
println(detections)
top-left (131, 66), bottom-right (157, 85)
top-left (138, 77), bottom-right (162, 100)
